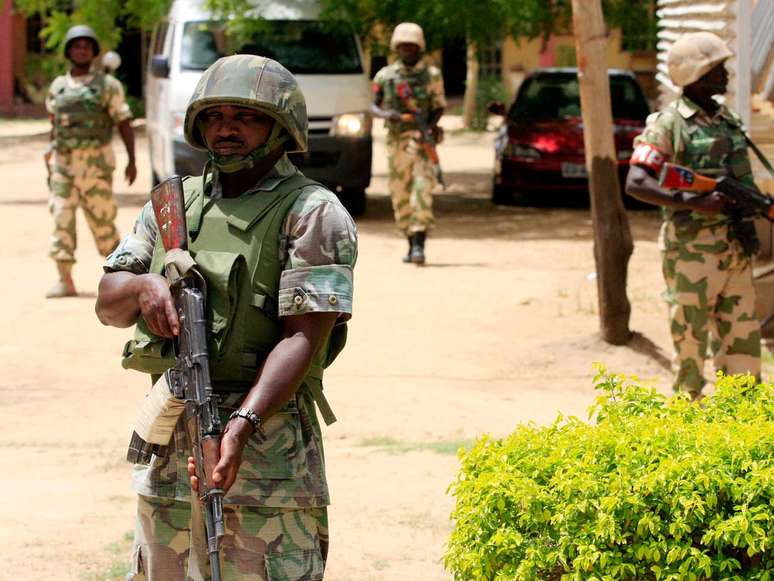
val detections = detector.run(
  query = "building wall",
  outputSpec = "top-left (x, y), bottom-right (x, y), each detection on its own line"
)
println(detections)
top-left (500, 29), bottom-right (658, 102)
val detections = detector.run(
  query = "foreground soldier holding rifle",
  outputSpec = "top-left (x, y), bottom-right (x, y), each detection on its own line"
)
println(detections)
top-left (96, 55), bottom-right (357, 580)
top-left (626, 32), bottom-right (772, 401)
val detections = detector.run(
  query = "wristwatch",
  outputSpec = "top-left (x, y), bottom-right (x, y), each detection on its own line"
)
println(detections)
top-left (229, 408), bottom-right (263, 434)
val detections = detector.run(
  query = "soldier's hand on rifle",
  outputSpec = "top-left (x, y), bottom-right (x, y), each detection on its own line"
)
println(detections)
top-left (188, 418), bottom-right (251, 494)
top-left (685, 191), bottom-right (729, 215)
top-left (125, 160), bottom-right (137, 186)
top-left (137, 273), bottom-right (179, 337)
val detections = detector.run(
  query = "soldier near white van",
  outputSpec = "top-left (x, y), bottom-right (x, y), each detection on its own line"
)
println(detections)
top-left (371, 22), bottom-right (446, 264)
top-left (96, 54), bottom-right (357, 580)
top-left (44, 24), bottom-right (136, 298)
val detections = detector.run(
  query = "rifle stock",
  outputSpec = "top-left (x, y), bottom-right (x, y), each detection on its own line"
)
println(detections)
top-left (659, 163), bottom-right (774, 222)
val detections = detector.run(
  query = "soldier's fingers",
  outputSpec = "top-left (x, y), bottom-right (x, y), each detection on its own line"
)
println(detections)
top-left (190, 474), bottom-right (199, 494)
top-left (153, 306), bottom-right (174, 338)
top-left (164, 298), bottom-right (179, 336)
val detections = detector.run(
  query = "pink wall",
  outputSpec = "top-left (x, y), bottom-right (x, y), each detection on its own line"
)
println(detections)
top-left (538, 36), bottom-right (557, 67)
top-left (0, 0), bottom-right (14, 110)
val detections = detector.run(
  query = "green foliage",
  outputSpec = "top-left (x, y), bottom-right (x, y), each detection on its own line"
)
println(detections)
top-left (445, 368), bottom-right (774, 580)
top-left (470, 77), bottom-right (508, 131)
top-left (22, 53), bottom-right (63, 104)
top-left (126, 95), bottom-right (145, 119)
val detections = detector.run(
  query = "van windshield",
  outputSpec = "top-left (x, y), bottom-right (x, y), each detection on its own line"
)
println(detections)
top-left (509, 73), bottom-right (650, 122)
top-left (181, 20), bottom-right (362, 74)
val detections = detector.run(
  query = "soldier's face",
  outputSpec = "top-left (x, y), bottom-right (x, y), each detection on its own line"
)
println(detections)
top-left (696, 62), bottom-right (729, 96)
top-left (397, 43), bottom-right (421, 65)
top-left (199, 106), bottom-right (274, 157)
top-left (68, 38), bottom-right (95, 66)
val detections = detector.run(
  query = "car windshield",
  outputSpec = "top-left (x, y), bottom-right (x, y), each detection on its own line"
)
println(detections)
top-left (509, 73), bottom-right (650, 121)
top-left (180, 20), bottom-right (362, 74)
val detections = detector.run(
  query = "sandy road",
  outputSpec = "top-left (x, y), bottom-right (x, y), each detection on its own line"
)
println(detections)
top-left (0, 121), bottom-right (754, 580)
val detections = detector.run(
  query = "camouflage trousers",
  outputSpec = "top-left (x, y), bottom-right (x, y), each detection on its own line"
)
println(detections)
top-left (387, 132), bottom-right (436, 235)
top-left (127, 494), bottom-right (328, 581)
top-left (661, 222), bottom-right (761, 396)
top-left (49, 146), bottom-right (120, 263)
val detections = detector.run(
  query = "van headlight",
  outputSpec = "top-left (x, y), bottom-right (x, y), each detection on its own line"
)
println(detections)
top-left (331, 112), bottom-right (371, 137)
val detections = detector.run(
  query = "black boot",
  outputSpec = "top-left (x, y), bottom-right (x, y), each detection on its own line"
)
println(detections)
top-left (410, 231), bottom-right (426, 265)
top-left (402, 234), bottom-right (414, 263)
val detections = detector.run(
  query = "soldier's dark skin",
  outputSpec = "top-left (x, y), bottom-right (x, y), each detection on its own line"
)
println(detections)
top-left (95, 104), bottom-right (337, 493)
top-left (625, 62), bottom-right (730, 215)
top-left (45, 37), bottom-right (137, 185)
top-left (370, 42), bottom-right (445, 127)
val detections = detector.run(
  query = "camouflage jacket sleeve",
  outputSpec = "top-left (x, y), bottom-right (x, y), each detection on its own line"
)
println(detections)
top-left (278, 187), bottom-right (358, 320)
top-left (632, 109), bottom-right (679, 160)
top-left (427, 65), bottom-right (447, 110)
top-left (103, 201), bottom-right (157, 273)
top-left (45, 76), bottom-right (65, 115)
top-left (103, 74), bottom-right (133, 124)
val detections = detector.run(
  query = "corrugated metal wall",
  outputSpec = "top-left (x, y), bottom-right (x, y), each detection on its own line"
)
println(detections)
top-left (656, 0), bottom-right (752, 124)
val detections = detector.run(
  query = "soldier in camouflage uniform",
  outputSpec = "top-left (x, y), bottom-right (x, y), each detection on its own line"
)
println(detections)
top-left (626, 32), bottom-right (762, 399)
top-left (95, 55), bottom-right (357, 580)
top-left (371, 22), bottom-right (446, 264)
top-left (44, 25), bottom-right (136, 298)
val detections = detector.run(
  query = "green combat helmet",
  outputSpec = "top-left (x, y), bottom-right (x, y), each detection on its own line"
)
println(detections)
top-left (184, 54), bottom-right (308, 173)
top-left (63, 24), bottom-right (101, 57)
top-left (667, 32), bottom-right (732, 88)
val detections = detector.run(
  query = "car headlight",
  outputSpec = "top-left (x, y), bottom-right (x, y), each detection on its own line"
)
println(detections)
top-left (504, 143), bottom-right (541, 160)
top-left (331, 112), bottom-right (371, 137)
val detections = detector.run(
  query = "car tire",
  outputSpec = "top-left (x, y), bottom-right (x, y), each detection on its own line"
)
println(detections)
top-left (339, 188), bottom-right (367, 216)
top-left (492, 180), bottom-right (522, 205)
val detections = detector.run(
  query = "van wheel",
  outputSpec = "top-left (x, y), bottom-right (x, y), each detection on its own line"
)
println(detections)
top-left (339, 189), bottom-right (366, 216)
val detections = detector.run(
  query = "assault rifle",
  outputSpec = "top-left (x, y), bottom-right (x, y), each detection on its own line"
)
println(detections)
top-left (659, 162), bottom-right (774, 222)
top-left (151, 176), bottom-right (225, 581)
top-left (395, 80), bottom-right (445, 188)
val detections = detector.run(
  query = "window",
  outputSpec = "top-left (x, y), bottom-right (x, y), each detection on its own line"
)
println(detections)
top-left (479, 42), bottom-right (502, 80)
top-left (180, 20), bottom-right (362, 75)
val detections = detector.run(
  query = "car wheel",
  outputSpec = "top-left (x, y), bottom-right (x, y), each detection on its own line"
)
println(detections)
top-left (492, 180), bottom-right (521, 205)
top-left (339, 189), bottom-right (366, 216)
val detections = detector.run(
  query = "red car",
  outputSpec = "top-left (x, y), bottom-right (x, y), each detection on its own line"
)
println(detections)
top-left (490, 68), bottom-right (650, 204)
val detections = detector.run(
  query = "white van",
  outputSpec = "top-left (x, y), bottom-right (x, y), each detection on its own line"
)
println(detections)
top-left (145, 0), bottom-right (372, 213)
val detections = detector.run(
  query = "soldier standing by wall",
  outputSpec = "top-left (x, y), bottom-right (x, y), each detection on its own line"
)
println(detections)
top-left (371, 22), bottom-right (446, 265)
top-left (96, 54), bottom-right (357, 579)
top-left (44, 25), bottom-right (136, 298)
top-left (626, 32), bottom-right (762, 400)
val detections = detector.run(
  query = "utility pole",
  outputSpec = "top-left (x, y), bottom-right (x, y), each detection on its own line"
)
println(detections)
top-left (571, 0), bottom-right (634, 344)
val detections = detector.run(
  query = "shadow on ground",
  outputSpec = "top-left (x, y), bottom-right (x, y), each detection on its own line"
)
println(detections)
top-left (362, 170), bottom-right (661, 242)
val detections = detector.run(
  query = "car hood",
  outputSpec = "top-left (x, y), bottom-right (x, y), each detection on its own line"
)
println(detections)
top-left (506, 117), bottom-right (644, 154)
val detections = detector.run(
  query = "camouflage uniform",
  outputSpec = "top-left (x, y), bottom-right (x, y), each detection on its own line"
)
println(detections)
top-left (632, 95), bottom-right (761, 396)
top-left (372, 61), bottom-right (446, 234)
top-left (107, 154), bottom-right (357, 579)
top-left (45, 71), bottom-right (131, 262)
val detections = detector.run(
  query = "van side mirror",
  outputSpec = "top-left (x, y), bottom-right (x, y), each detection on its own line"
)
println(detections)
top-left (488, 101), bottom-right (507, 116)
top-left (150, 55), bottom-right (170, 79)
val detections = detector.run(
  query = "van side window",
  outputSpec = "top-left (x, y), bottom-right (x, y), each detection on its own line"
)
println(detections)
top-left (152, 22), bottom-right (170, 56)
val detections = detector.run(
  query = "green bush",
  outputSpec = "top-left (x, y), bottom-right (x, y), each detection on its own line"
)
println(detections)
top-left (445, 369), bottom-right (774, 580)
top-left (471, 77), bottom-right (509, 131)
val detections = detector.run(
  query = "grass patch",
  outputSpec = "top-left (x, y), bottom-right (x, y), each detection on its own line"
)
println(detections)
top-left (357, 436), bottom-right (474, 455)
top-left (82, 531), bottom-right (133, 581)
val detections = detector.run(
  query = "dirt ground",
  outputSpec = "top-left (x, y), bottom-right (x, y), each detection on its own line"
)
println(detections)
top-left (0, 120), bottom-right (769, 581)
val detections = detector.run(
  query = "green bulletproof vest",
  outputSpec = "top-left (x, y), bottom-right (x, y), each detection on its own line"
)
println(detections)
top-left (53, 73), bottom-right (113, 147)
top-left (384, 64), bottom-right (433, 134)
top-left (121, 172), bottom-right (344, 422)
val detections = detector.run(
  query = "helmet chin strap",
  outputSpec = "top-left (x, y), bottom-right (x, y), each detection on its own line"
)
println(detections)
top-left (208, 122), bottom-right (288, 174)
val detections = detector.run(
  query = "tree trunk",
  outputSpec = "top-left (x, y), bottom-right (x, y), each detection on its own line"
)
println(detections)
top-left (462, 40), bottom-right (478, 128)
top-left (571, 0), bottom-right (634, 345)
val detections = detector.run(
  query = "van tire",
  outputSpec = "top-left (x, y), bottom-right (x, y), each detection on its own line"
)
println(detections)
top-left (339, 189), bottom-right (366, 216)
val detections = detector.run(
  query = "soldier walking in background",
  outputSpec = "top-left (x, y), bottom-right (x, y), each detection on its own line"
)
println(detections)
top-left (44, 25), bottom-right (136, 298)
top-left (96, 55), bottom-right (356, 579)
top-left (626, 32), bottom-right (763, 400)
top-left (371, 22), bottom-right (446, 265)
